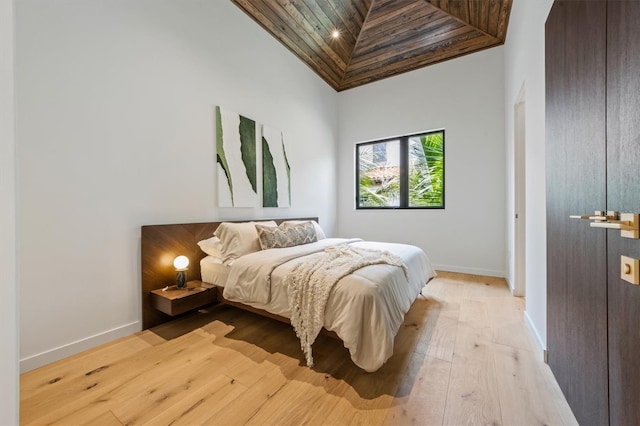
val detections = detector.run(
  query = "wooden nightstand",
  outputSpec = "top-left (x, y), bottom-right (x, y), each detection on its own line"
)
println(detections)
top-left (150, 280), bottom-right (216, 316)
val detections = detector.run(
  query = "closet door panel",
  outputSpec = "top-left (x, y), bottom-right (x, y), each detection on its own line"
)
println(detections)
top-left (606, 2), bottom-right (640, 425)
top-left (545, 2), bottom-right (608, 425)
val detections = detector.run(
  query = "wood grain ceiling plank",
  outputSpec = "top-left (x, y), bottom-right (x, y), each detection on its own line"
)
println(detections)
top-left (365, 0), bottom-right (421, 29)
top-left (325, 0), bottom-right (364, 40)
top-left (261, 0), bottom-right (345, 77)
top-left (433, 0), bottom-right (501, 43)
top-left (447, 0), bottom-right (470, 23)
top-left (486, 0), bottom-right (502, 36)
top-left (352, 0), bottom-right (373, 20)
top-left (495, 0), bottom-right (512, 41)
top-left (346, 27), bottom-right (470, 73)
top-left (342, 32), bottom-right (497, 89)
top-left (349, 23), bottom-right (473, 71)
top-left (477, 0), bottom-right (490, 33)
top-left (278, 0), bottom-right (350, 69)
top-left (430, 0), bottom-right (494, 35)
top-left (355, 7), bottom-right (445, 56)
top-left (232, 0), bottom-right (342, 88)
top-left (302, 0), bottom-right (356, 59)
top-left (342, 0), bottom-right (375, 85)
top-left (265, 0), bottom-right (349, 76)
top-left (358, 11), bottom-right (444, 52)
top-left (468, 0), bottom-right (480, 29)
top-left (232, 0), bottom-right (510, 92)
top-left (353, 16), bottom-right (464, 64)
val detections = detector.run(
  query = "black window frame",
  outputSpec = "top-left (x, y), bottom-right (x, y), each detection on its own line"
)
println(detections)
top-left (355, 129), bottom-right (445, 210)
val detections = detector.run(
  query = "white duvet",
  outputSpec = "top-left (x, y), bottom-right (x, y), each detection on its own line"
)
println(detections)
top-left (222, 238), bottom-right (436, 372)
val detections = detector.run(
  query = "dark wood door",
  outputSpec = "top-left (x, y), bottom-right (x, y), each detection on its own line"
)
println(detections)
top-left (606, 2), bottom-right (640, 424)
top-left (545, 2), bottom-right (609, 425)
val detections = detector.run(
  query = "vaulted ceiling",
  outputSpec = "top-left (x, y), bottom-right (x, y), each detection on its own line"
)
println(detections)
top-left (232, 0), bottom-right (512, 91)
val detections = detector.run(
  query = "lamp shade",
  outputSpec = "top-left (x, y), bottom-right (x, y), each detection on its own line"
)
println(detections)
top-left (173, 255), bottom-right (189, 270)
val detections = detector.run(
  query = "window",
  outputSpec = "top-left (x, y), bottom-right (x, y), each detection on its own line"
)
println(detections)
top-left (356, 130), bottom-right (444, 209)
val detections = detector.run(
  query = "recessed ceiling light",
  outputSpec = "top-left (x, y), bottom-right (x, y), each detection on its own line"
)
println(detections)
top-left (331, 30), bottom-right (340, 39)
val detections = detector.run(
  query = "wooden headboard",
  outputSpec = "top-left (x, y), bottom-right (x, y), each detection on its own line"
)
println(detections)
top-left (141, 217), bottom-right (318, 329)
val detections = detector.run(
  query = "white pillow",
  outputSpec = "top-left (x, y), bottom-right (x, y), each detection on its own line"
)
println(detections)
top-left (197, 236), bottom-right (223, 258)
top-left (214, 221), bottom-right (277, 265)
top-left (281, 220), bottom-right (326, 240)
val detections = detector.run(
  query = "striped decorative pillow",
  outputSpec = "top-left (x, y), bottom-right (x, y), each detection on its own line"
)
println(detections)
top-left (256, 221), bottom-right (318, 250)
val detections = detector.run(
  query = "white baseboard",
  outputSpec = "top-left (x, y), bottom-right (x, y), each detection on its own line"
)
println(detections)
top-left (505, 275), bottom-right (514, 292)
top-left (432, 263), bottom-right (506, 278)
top-left (504, 277), bottom-right (514, 295)
top-left (504, 276), bottom-right (525, 297)
top-left (20, 321), bottom-right (141, 373)
top-left (523, 310), bottom-right (546, 361)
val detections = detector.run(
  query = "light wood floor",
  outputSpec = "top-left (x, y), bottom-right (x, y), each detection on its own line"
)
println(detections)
top-left (21, 272), bottom-right (577, 425)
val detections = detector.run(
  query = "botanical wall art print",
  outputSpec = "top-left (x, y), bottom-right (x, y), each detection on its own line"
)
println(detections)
top-left (216, 106), bottom-right (258, 207)
top-left (262, 125), bottom-right (291, 208)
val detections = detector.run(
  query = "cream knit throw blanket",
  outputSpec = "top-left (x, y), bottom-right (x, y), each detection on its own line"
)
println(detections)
top-left (286, 244), bottom-right (408, 368)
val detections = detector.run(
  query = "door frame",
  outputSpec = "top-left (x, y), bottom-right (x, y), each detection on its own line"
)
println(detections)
top-left (513, 83), bottom-right (526, 297)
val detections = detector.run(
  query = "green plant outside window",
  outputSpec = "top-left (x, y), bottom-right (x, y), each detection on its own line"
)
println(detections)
top-left (356, 130), bottom-right (444, 209)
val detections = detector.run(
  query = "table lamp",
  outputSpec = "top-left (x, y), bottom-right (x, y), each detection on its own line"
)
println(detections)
top-left (173, 255), bottom-right (189, 289)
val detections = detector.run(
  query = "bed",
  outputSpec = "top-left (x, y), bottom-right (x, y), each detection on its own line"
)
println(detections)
top-left (141, 218), bottom-right (436, 372)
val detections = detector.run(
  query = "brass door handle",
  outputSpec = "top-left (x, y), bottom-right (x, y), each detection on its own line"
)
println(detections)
top-left (570, 210), bottom-right (616, 221)
top-left (570, 211), bottom-right (639, 239)
top-left (570, 215), bottom-right (609, 220)
top-left (590, 219), bottom-right (633, 230)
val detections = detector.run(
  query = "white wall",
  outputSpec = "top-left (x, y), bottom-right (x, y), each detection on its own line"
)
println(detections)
top-left (16, 0), bottom-right (338, 371)
top-left (0, 0), bottom-right (19, 422)
top-left (337, 48), bottom-right (506, 277)
top-left (504, 0), bottom-right (554, 353)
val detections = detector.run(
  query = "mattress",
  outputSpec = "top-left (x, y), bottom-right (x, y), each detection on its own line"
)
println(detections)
top-left (201, 238), bottom-right (436, 371)
top-left (200, 252), bottom-right (293, 315)
top-left (200, 256), bottom-right (229, 287)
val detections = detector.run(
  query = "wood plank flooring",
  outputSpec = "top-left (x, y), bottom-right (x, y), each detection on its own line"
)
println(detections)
top-left (20, 271), bottom-right (577, 425)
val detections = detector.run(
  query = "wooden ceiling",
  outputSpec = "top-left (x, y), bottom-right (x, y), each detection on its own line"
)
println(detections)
top-left (232, 0), bottom-right (512, 91)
